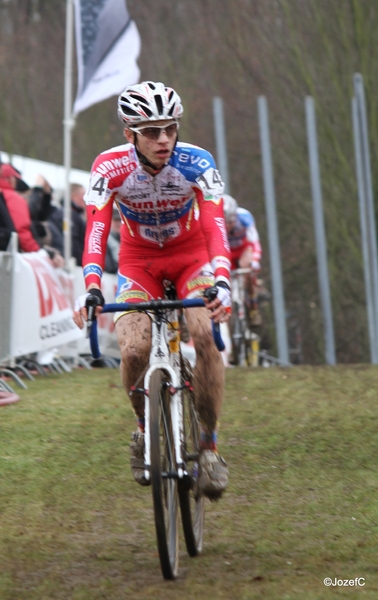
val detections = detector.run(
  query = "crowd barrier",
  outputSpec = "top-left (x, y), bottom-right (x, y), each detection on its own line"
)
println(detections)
top-left (0, 237), bottom-right (119, 367)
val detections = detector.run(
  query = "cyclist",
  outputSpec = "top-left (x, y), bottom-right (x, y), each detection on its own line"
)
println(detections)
top-left (223, 194), bottom-right (263, 328)
top-left (73, 81), bottom-right (231, 500)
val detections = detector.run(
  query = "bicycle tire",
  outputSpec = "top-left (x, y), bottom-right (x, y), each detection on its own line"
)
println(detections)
top-left (230, 301), bottom-right (244, 365)
top-left (178, 361), bottom-right (205, 555)
top-left (150, 369), bottom-right (179, 580)
top-left (244, 324), bottom-right (252, 366)
top-left (243, 305), bottom-right (252, 366)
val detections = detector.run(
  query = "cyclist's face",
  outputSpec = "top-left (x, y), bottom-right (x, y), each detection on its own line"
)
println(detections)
top-left (226, 216), bottom-right (236, 234)
top-left (124, 119), bottom-right (177, 171)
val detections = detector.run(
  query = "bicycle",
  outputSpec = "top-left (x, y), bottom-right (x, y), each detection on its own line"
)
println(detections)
top-left (87, 290), bottom-right (224, 580)
top-left (229, 267), bottom-right (255, 366)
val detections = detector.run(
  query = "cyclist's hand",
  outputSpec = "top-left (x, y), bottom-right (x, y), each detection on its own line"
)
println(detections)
top-left (73, 288), bottom-right (104, 329)
top-left (203, 283), bottom-right (231, 323)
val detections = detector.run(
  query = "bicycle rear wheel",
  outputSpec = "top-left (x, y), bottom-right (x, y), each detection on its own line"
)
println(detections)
top-left (244, 324), bottom-right (252, 366)
top-left (178, 359), bottom-right (205, 555)
top-left (230, 301), bottom-right (245, 365)
top-left (149, 369), bottom-right (179, 580)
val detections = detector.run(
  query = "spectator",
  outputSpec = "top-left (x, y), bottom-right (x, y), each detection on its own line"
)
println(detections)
top-left (48, 183), bottom-right (87, 266)
top-left (28, 175), bottom-right (64, 254)
top-left (0, 164), bottom-right (64, 266)
top-left (104, 207), bottom-right (121, 273)
top-left (0, 184), bottom-right (15, 251)
top-left (0, 163), bottom-right (40, 252)
top-left (0, 155), bottom-right (13, 250)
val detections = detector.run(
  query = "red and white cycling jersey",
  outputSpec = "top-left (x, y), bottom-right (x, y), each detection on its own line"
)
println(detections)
top-left (82, 141), bottom-right (231, 289)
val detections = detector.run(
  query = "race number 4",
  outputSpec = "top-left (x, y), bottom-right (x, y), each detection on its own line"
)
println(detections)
top-left (92, 176), bottom-right (106, 196)
top-left (86, 175), bottom-right (109, 208)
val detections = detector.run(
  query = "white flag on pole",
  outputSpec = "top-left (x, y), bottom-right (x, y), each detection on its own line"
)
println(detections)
top-left (73, 0), bottom-right (140, 115)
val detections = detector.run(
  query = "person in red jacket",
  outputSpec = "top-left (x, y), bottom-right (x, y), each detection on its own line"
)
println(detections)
top-left (0, 164), bottom-right (64, 267)
top-left (0, 163), bottom-right (40, 252)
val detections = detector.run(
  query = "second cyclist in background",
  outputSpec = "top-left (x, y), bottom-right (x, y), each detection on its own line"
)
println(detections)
top-left (223, 194), bottom-right (263, 329)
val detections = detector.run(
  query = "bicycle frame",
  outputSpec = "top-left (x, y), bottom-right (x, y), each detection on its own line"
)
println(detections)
top-left (231, 267), bottom-right (251, 317)
top-left (229, 268), bottom-right (254, 366)
top-left (89, 298), bottom-right (224, 484)
top-left (143, 307), bottom-right (184, 483)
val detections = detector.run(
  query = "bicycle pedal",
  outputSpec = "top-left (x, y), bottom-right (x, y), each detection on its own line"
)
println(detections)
top-left (130, 385), bottom-right (146, 395)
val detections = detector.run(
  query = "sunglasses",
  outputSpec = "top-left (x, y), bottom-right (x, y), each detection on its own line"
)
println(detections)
top-left (129, 121), bottom-right (179, 140)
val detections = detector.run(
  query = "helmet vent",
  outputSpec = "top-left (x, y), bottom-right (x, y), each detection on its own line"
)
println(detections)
top-left (168, 104), bottom-right (175, 116)
top-left (143, 106), bottom-right (153, 117)
top-left (147, 82), bottom-right (156, 90)
top-left (130, 93), bottom-right (149, 105)
top-left (154, 94), bottom-right (163, 115)
top-left (121, 105), bottom-right (140, 116)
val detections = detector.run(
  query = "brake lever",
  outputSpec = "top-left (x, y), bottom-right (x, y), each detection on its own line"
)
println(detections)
top-left (203, 286), bottom-right (218, 303)
top-left (202, 286), bottom-right (226, 349)
top-left (86, 296), bottom-right (99, 339)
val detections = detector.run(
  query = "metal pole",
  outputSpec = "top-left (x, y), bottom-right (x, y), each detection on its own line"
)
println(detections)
top-left (352, 97), bottom-right (377, 363)
top-left (353, 73), bottom-right (378, 357)
top-left (305, 96), bottom-right (336, 365)
top-left (213, 97), bottom-right (230, 194)
top-left (63, 0), bottom-right (75, 270)
top-left (257, 96), bottom-right (290, 365)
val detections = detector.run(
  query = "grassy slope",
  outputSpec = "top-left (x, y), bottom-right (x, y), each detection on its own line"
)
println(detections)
top-left (0, 365), bottom-right (378, 599)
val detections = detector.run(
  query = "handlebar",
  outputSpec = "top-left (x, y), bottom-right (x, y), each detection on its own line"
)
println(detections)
top-left (231, 268), bottom-right (252, 276)
top-left (89, 298), bottom-right (225, 359)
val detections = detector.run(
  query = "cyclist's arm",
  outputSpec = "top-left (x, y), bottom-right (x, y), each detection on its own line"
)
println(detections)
top-left (197, 188), bottom-right (232, 323)
top-left (81, 157), bottom-right (114, 290)
top-left (198, 192), bottom-right (231, 286)
top-left (193, 160), bottom-right (231, 288)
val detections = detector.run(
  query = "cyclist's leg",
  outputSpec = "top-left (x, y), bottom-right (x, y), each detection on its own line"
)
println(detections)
top-left (114, 265), bottom-right (163, 485)
top-left (239, 247), bottom-right (262, 326)
top-left (238, 246), bottom-right (254, 298)
top-left (115, 311), bottom-right (151, 421)
top-left (185, 307), bottom-right (224, 432)
top-left (114, 268), bottom-right (159, 420)
top-left (185, 307), bottom-right (228, 500)
top-left (176, 261), bottom-right (229, 499)
top-left (174, 259), bottom-right (224, 435)
top-left (115, 311), bottom-right (152, 486)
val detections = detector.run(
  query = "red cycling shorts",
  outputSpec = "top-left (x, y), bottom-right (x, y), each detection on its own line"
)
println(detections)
top-left (114, 236), bottom-right (215, 318)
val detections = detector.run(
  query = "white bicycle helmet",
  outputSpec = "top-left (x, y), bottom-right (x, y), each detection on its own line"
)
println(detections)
top-left (223, 194), bottom-right (238, 222)
top-left (117, 81), bottom-right (184, 126)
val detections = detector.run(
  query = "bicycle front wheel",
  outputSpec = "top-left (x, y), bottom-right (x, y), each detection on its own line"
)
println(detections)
top-left (178, 359), bottom-right (205, 555)
top-left (149, 369), bottom-right (179, 580)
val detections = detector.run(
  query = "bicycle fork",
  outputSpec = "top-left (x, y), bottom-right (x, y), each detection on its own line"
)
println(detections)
top-left (142, 316), bottom-right (187, 483)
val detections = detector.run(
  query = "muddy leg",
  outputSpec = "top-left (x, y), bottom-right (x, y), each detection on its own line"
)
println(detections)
top-left (185, 307), bottom-right (224, 433)
top-left (115, 312), bottom-right (151, 419)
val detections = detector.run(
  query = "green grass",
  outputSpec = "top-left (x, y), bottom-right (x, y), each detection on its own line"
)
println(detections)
top-left (1, 365), bottom-right (378, 599)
